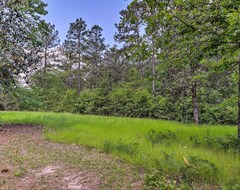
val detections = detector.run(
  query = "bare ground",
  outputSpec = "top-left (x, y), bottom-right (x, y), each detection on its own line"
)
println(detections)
top-left (0, 124), bottom-right (144, 190)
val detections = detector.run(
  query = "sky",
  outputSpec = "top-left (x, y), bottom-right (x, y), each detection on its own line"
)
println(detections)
top-left (42, 0), bottom-right (131, 46)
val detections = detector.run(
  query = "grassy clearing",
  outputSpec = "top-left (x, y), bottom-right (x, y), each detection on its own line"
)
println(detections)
top-left (0, 111), bottom-right (239, 188)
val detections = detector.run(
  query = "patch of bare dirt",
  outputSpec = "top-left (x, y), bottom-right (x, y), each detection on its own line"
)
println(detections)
top-left (16, 164), bottom-right (100, 190)
top-left (0, 124), bottom-right (143, 190)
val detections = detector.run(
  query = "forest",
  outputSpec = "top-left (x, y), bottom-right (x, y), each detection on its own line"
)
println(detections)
top-left (0, 0), bottom-right (239, 127)
top-left (0, 0), bottom-right (240, 189)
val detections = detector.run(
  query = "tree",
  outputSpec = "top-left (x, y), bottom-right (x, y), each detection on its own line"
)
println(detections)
top-left (115, 1), bottom-right (149, 82)
top-left (85, 25), bottom-right (106, 89)
top-left (141, 0), bottom-right (240, 131)
top-left (62, 40), bottom-right (76, 88)
top-left (65, 18), bottom-right (88, 95)
top-left (102, 45), bottom-right (131, 86)
top-left (0, 0), bottom-right (47, 89)
top-left (38, 21), bottom-right (60, 74)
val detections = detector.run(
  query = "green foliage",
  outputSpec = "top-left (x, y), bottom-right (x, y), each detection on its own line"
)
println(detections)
top-left (180, 156), bottom-right (219, 183)
top-left (58, 90), bottom-right (78, 113)
top-left (74, 88), bottom-right (107, 115)
top-left (103, 140), bottom-right (139, 155)
top-left (15, 87), bottom-right (46, 111)
top-left (0, 91), bottom-right (19, 111)
top-left (145, 172), bottom-right (179, 190)
top-left (150, 96), bottom-right (173, 120)
top-left (146, 130), bottom-right (176, 145)
top-left (109, 84), bottom-right (153, 118)
top-left (0, 0), bottom-right (47, 88)
top-left (200, 95), bottom-right (237, 125)
top-left (218, 135), bottom-right (240, 153)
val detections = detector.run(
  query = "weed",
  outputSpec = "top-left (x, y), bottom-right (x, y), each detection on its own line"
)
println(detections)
top-left (203, 129), bottom-right (217, 148)
top-left (103, 140), bottom-right (112, 153)
top-left (158, 151), bottom-right (178, 174)
top-left (180, 156), bottom-right (219, 183)
top-left (103, 140), bottom-right (139, 155)
top-left (189, 135), bottom-right (201, 147)
top-left (146, 130), bottom-right (176, 145)
top-left (223, 179), bottom-right (240, 190)
top-left (217, 135), bottom-right (240, 153)
top-left (145, 171), bottom-right (191, 190)
top-left (14, 171), bottom-right (21, 177)
top-left (115, 140), bottom-right (139, 155)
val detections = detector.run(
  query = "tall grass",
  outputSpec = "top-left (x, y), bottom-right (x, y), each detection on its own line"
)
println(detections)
top-left (0, 111), bottom-right (239, 187)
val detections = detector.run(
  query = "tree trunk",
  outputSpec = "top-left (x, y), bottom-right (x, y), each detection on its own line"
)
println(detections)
top-left (77, 57), bottom-right (81, 95)
top-left (152, 54), bottom-right (156, 97)
top-left (192, 82), bottom-right (199, 125)
top-left (238, 60), bottom-right (240, 139)
top-left (69, 58), bottom-right (72, 88)
top-left (191, 63), bottom-right (199, 125)
top-left (43, 47), bottom-right (47, 74)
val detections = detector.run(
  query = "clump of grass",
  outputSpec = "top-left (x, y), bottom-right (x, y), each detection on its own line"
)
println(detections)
top-left (146, 129), bottom-right (176, 145)
top-left (189, 135), bottom-right (201, 147)
top-left (145, 172), bottom-right (183, 190)
top-left (145, 172), bottom-right (163, 190)
top-left (217, 135), bottom-right (240, 153)
top-left (180, 156), bottom-right (219, 183)
top-left (103, 139), bottom-right (139, 155)
top-left (190, 132), bottom-right (240, 154)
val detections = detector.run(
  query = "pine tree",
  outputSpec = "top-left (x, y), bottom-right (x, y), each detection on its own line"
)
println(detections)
top-left (65, 18), bottom-right (87, 95)
top-left (85, 25), bottom-right (106, 88)
top-left (38, 21), bottom-right (60, 74)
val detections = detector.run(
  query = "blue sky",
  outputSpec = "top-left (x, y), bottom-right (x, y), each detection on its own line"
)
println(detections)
top-left (43, 0), bottom-right (130, 45)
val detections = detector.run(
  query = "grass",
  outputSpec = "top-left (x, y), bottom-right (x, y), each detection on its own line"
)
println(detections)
top-left (0, 111), bottom-right (239, 188)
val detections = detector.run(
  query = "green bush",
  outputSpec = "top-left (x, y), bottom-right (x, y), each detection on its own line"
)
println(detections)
top-left (74, 88), bottom-right (108, 115)
top-left (15, 87), bottom-right (46, 111)
top-left (0, 91), bottom-right (19, 111)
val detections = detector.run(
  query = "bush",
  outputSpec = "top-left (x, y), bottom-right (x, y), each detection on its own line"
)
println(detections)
top-left (74, 88), bottom-right (108, 115)
top-left (58, 90), bottom-right (78, 113)
top-left (15, 87), bottom-right (45, 111)
top-left (200, 95), bottom-right (237, 125)
top-left (0, 91), bottom-right (19, 111)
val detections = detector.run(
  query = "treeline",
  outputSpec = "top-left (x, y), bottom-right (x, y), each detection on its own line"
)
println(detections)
top-left (0, 0), bottom-right (239, 126)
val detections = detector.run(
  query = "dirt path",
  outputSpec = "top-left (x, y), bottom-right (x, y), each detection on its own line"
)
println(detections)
top-left (0, 124), bottom-right (143, 190)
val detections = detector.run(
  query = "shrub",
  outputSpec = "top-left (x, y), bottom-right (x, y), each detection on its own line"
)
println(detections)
top-left (58, 90), bottom-right (78, 113)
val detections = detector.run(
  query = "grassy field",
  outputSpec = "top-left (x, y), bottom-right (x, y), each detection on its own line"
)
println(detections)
top-left (0, 111), bottom-right (239, 189)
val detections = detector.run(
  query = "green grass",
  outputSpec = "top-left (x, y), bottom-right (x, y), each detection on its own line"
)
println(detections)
top-left (0, 111), bottom-right (239, 188)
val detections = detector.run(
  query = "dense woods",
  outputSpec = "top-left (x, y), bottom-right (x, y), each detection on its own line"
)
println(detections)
top-left (0, 0), bottom-right (239, 127)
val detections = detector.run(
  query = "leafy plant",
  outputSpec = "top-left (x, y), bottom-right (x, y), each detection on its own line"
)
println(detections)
top-left (145, 171), bottom-right (191, 190)
top-left (180, 156), bottom-right (219, 183)
top-left (217, 135), bottom-right (240, 153)
top-left (189, 135), bottom-right (201, 147)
